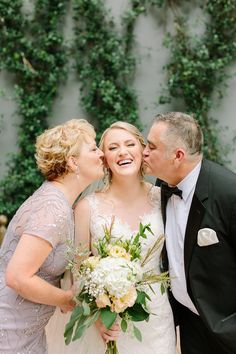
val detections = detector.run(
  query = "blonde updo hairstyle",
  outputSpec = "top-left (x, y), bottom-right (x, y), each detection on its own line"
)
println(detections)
top-left (99, 121), bottom-right (146, 188)
top-left (35, 119), bottom-right (95, 181)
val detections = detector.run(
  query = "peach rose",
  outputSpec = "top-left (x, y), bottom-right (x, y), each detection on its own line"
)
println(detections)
top-left (111, 286), bottom-right (137, 313)
top-left (108, 245), bottom-right (130, 260)
top-left (96, 293), bottom-right (111, 308)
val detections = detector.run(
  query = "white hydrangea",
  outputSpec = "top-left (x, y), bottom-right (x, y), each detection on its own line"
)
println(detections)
top-left (88, 256), bottom-right (142, 299)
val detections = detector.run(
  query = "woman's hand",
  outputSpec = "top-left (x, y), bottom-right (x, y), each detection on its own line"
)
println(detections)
top-left (60, 288), bottom-right (76, 313)
top-left (95, 317), bottom-right (120, 343)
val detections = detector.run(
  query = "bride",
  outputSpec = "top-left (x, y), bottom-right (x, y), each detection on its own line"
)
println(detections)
top-left (46, 121), bottom-right (176, 354)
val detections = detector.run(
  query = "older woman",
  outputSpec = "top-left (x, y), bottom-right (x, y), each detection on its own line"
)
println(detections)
top-left (0, 119), bottom-right (104, 353)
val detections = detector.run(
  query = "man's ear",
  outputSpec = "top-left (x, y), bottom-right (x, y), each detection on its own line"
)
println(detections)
top-left (174, 148), bottom-right (185, 162)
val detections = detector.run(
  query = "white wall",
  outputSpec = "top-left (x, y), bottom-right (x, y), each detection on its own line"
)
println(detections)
top-left (0, 1), bottom-right (235, 180)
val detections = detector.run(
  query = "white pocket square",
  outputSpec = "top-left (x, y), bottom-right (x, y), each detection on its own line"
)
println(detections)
top-left (197, 228), bottom-right (219, 247)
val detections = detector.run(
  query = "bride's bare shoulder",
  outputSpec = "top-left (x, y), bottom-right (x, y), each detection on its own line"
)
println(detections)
top-left (74, 195), bottom-right (91, 217)
top-left (75, 191), bottom-right (107, 212)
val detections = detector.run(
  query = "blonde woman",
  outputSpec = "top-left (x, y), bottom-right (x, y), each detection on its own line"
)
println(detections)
top-left (71, 122), bottom-right (176, 354)
top-left (0, 119), bottom-right (104, 353)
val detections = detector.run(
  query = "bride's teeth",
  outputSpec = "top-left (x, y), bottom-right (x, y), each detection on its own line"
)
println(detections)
top-left (118, 159), bottom-right (132, 166)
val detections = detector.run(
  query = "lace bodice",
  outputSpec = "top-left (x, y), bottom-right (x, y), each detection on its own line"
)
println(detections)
top-left (85, 186), bottom-right (164, 273)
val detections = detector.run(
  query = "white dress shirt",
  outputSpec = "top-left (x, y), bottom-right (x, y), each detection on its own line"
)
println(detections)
top-left (165, 161), bottom-right (202, 314)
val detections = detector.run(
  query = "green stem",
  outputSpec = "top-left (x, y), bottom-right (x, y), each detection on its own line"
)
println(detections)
top-left (105, 340), bottom-right (118, 354)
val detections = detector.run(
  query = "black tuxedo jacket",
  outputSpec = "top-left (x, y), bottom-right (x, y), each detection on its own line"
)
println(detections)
top-left (160, 159), bottom-right (236, 353)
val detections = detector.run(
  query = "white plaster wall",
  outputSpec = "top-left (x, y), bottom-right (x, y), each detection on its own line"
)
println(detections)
top-left (0, 1), bottom-right (235, 180)
top-left (0, 71), bottom-right (19, 176)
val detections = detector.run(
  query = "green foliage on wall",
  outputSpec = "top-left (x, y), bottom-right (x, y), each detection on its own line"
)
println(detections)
top-left (0, 0), bottom-right (236, 220)
top-left (0, 0), bottom-right (68, 218)
top-left (158, 0), bottom-right (236, 162)
top-left (73, 0), bottom-right (140, 139)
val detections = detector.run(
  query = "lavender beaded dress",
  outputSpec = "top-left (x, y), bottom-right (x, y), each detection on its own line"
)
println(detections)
top-left (0, 181), bottom-right (74, 354)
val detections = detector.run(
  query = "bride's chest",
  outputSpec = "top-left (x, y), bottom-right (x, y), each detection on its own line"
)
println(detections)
top-left (90, 210), bottom-right (164, 259)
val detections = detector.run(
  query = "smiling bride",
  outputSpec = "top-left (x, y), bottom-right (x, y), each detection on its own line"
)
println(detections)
top-left (46, 121), bottom-right (176, 354)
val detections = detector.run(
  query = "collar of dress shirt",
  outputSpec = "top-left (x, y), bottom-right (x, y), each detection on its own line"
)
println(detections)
top-left (177, 160), bottom-right (202, 202)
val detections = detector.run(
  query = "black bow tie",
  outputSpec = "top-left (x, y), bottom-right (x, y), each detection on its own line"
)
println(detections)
top-left (161, 182), bottom-right (183, 200)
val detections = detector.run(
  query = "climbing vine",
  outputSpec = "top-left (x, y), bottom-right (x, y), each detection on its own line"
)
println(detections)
top-left (158, 0), bottom-right (236, 162)
top-left (0, 0), bottom-right (68, 218)
top-left (72, 0), bottom-right (141, 139)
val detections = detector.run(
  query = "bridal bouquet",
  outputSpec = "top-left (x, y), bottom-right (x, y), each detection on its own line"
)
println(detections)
top-left (64, 220), bottom-right (170, 354)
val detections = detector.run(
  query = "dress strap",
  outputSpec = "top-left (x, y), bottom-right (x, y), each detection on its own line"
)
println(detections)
top-left (148, 185), bottom-right (161, 208)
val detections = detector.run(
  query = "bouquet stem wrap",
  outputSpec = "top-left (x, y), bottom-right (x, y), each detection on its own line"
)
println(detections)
top-left (106, 340), bottom-right (118, 354)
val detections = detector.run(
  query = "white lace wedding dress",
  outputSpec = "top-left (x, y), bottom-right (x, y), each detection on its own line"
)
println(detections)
top-left (46, 186), bottom-right (175, 354)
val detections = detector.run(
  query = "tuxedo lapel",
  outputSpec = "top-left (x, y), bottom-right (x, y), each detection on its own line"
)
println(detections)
top-left (184, 159), bottom-right (210, 282)
top-left (160, 186), bottom-right (169, 271)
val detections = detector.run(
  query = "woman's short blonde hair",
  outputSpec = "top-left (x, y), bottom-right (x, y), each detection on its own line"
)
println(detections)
top-left (35, 119), bottom-right (95, 181)
top-left (99, 121), bottom-right (146, 187)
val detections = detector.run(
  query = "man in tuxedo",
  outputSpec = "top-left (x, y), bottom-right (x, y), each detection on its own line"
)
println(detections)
top-left (143, 112), bottom-right (236, 354)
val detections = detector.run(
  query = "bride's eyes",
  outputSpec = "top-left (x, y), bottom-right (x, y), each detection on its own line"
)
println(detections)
top-left (108, 142), bottom-right (136, 151)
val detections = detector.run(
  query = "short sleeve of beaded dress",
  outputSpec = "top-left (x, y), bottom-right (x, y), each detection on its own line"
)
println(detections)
top-left (0, 181), bottom-right (74, 354)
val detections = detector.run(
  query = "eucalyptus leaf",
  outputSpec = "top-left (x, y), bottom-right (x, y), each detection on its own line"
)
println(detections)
top-left (136, 291), bottom-right (147, 305)
top-left (82, 300), bottom-right (91, 316)
top-left (127, 303), bottom-right (149, 322)
top-left (121, 318), bottom-right (128, 332)
top-left (161, 282), bottom-right (165, 295)
top-left (64, 306), bottom-right (83, 341)
top-left (64, 324), bottom-right (74, 345)
top-left (101, 307), bottom-right (117, 329)
top-left (72, 324), bottom-right (87, 341)
top-left (133, 325), bottom-right (142, 342)
top-left (70, 306), bottom-right (84, 322)
top-left (84, 310), bottom-right (100, 327)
